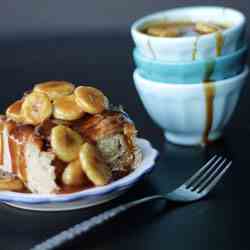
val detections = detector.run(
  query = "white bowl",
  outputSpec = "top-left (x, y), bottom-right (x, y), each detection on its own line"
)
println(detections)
top-left (133, 67), bottom-right (248, 146)
top-left (131, 6), bottom-right (245, 62)
top-left (0, 138), bottom-right (158, 211)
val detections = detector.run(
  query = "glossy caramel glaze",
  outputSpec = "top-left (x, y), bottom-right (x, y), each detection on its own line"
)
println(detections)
top-left (75, 111), bottom-right (132, 141)
top-left (52, 157), bottom-right (67, 183)
top-left (6, 100), bottom-right (23, 116)
top-left (215, 31), bottom-right (224, 56)
top-left (2, 109), bottom-right (138, 193)
top-left (57, 183), bottom-right (93, 194)
top-left (202, 61), bottom-right (216, 144)
top-left (8, 125), bottom-right (35, 182)
top-left (202, 81), bottom-right (215, 144)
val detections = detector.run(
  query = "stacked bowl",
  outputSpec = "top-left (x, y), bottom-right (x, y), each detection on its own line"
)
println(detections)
top-left (131, 6), bottom-right (248, 146)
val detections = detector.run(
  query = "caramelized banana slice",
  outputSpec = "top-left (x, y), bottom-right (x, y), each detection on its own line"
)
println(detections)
top-left (74, 86), bottom-right (109, 114)
top-left (22, 92), bottom-right (52, 125)
top-left (34, 81), bottom-right (75, 100)
top-left (51, 125), bottom-right (83, 162)
top-left (53, 95), bottom-right (85, 121)
top-left (147, 26), bottom-right (180, 37)
top-left (79, 143), bottom-right (111, 186)
top-left (195, 22), bottom-right (219, 34)
top-left (0, 178), bottom-right (24, 191)
top-left (6, 100), bottom-right (24, 123)
top-left (62, 160), bottom-right (88, 186)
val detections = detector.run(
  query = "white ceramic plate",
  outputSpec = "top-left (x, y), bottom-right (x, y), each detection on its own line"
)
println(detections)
top-left (0, 138), bottom-right (158, 211)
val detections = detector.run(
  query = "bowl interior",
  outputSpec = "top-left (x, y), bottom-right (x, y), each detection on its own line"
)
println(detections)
top-left (132, 6), bottom-right (245, 39)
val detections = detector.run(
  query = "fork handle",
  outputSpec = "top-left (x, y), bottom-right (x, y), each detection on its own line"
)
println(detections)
top-left (30, 195), bottom-right (165, 250)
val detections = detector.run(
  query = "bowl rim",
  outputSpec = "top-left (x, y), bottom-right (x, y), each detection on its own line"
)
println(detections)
top-left (0, 138), bottom-right (158, 204)
top-left (133, 45), bottom-right (247, 66)
top-left (134, 66), bottom-right (249, 88)
top-left (131, 6), bottom-right (245, 42)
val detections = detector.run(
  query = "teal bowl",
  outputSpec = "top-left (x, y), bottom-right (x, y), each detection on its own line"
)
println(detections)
top-left (133, 46), bottom-right (247, 83)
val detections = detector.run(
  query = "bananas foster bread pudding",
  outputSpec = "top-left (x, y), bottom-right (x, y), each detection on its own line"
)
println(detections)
top-left (0, 81), bottom-right (141, 194)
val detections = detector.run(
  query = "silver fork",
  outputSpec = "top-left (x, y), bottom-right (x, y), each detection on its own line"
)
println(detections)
top-left (31, 155), bottom-right (231, 250)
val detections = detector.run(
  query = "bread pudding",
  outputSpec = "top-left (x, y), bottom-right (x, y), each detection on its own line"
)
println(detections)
top-left (0, 81), bottom-right (141, 194)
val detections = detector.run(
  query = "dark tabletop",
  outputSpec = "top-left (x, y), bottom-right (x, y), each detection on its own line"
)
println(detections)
top-left (0, 32), bottom-right (248, 250)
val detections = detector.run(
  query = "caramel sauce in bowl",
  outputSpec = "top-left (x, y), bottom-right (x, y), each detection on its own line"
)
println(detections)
top-left (131, 7), bottom-right (245, 61)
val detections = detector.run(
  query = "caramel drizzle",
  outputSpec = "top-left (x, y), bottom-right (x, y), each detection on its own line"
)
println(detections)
top-left (202, 61), bottom-right (216, 144)
top-left (202, 31), bottom-right (223, 144)
top-left (215, 31), bottom-right (224, 56)
top-left (57, 184), bottom-right (93, 194)
top-left (202, 82), bottom-right (215, 144)
top-left (8, 136), bottom-right (27, 182)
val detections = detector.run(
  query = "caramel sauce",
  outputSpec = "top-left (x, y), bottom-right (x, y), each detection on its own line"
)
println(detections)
top-left (8, 100), bottom-right (23, 115)
top-left (8, 125), bottom-right (34, 182)
top-left (202, 81), bottom-right (215, 144)
top-left (8, 134), bottom-right (27, 182)
top-left (52, 157), bottom-right (67, 183)
top-left (139, 21), bottom-right (227, 37)
top-left (13, 185), bottom-right (30, 193)
top-left (140, 21), bottom-right (196, 36)
top-left (192, 30), bottom-right (223, 61)
top-left (202, 61), bottom-right (216, 144)
top-left (201, 30), bottom-right (223, 144)
top-left (57, 184), bottom-right (93, 194)
top-left (8, 136), bottom-right (19, 174)
top-left (215, 31), bottom-right (224, 56)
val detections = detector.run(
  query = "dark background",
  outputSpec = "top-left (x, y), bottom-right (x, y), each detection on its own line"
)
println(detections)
top-left (0, 1), bottom-right (249, 250)
top-left (0, 0), bottom-right (249, 37)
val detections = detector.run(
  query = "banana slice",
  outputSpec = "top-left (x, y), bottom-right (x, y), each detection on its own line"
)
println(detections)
top-left (51, 125), bottom-right (83, 162)
top-left (0, 178), bottom-right (24, 191)
top-left (62, 160), bottom-right (88, 186)
top-left (195, 22), bottom-right (219, 34)
top-left (53, 95), bottom-right (85, 121)
top-left (6, 100), bottom-right (24, 123)
top-left (74, 86), bottom-right (109, 114)
top-left (147, 26), bottom-right (180, 37)
top-left (79, 143), bottom-right (111, 186)
top-left (22, 92), bottom-right (52, 125)
top-left (34, 81), bottom-right (75, 100)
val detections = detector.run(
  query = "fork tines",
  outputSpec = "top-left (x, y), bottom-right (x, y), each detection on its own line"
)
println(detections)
top-left (185, 155), bottom-right (232, 193)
